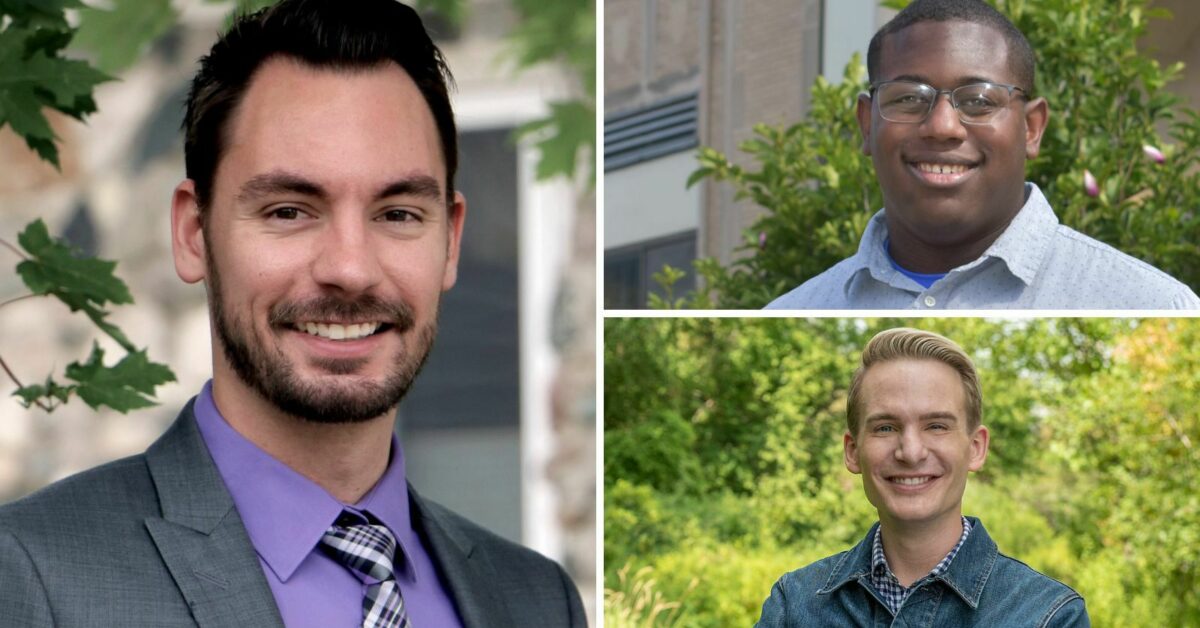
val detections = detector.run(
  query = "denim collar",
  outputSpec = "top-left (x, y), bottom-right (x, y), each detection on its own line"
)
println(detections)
top-left (818, 516), bottom-right (997, 609)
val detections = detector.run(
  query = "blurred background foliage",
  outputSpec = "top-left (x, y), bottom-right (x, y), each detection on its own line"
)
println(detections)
top-left (675, 0), bottom-right (1200, 308)
top-left (604, 318), bottom-right (1200, 626)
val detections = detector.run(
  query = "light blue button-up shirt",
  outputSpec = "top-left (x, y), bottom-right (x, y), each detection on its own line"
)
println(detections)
top-left (766, 183), bottom-right (1200, 309)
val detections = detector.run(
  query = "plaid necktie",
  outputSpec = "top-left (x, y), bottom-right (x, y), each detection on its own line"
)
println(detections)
top-left (321, 515), bottom-right (411, 628)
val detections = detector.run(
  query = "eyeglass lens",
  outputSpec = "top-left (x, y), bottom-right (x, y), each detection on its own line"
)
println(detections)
top-left (876, 82), bottom-right (1014, 123)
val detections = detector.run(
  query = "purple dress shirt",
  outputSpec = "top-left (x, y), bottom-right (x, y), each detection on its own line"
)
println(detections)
top-left (193, 381), bottom-right (464, 628)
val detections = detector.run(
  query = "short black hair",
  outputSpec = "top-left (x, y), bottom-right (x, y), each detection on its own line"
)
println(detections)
top-left (867, 0), bottom-right (1035, 93)
top-left (183, 0), bottom-right (457, 210)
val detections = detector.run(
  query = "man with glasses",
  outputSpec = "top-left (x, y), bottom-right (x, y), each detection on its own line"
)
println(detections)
top-left (767, 0), bottom-right (1199, 309)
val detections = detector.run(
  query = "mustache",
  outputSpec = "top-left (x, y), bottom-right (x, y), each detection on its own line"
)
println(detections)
top-left (268, 295), bottom-right (415, 332)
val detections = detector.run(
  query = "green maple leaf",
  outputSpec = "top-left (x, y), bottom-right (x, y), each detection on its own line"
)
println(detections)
top-left (13, 375), bottom-right (75, 410)
top-left (15, 219), bottom-right (137, 351)
top-left (65, 343), bottom-right (175, 413)
top-left (0, 0), bottom-right (83, 29)
top-left (0, 25), bottom-right (109, 167)
top-left (73, 0), bottom-right (176, 74)
top-left (516, 100), bottom-right (595, 182)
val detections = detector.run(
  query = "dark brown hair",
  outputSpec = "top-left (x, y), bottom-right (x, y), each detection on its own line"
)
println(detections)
top-left (183, 0), bottom-right (457, 210)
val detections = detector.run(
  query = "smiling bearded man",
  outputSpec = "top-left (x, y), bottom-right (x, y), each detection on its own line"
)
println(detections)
top-left (0, 1), bottom-right (585, 627)
top-left (766, 0), bottom-right (1198, 310)
top-left (755, 328), bottom-right (1089, 627)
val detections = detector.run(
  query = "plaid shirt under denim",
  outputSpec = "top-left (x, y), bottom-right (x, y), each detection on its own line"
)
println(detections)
top-left (869, 516), bottom-right (973, 615)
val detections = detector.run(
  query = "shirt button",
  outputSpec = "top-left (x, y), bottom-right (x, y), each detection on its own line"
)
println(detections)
top-left (923, 295), bottom-right (936, 307)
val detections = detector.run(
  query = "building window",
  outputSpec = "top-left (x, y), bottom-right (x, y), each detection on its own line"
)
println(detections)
top-left (604, 231), bottom-right (697, 309)
top-left (605, 94), bottom-right (702, 309)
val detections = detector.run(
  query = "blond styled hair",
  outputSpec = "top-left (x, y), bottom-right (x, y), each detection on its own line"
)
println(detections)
top-left (846, 328), bottom-right (982, 434)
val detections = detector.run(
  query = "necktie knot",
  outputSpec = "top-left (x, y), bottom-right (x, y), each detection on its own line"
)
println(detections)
top-left (320, 514), bottom-right (412, 627)
top-left (321, 522), bottom-right (399, 583)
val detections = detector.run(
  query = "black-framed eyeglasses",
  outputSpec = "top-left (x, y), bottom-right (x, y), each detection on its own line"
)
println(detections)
top-left (869, 80), bottom-right (1030, 125)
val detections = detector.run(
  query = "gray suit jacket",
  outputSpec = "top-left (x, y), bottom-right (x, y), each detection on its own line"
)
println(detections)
top-left (0, 401), bottom-right (585, 627)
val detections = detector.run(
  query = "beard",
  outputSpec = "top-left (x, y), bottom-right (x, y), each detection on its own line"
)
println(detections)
top-left (205, 243), bottom-right (436, 424)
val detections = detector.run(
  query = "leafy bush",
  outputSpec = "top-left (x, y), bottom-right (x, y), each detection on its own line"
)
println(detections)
top-left (604, 410), bottom-right (703, 494)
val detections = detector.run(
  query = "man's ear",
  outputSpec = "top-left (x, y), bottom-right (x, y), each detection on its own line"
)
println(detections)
top-left (441, 191), bottom-right (467, 291)
top-left (171, 180), bottom-right (207, 284)
top-left (844, 431), bottom-right (863, 474)
top-left (1023, 97), bottom-right (1049, 159)
top-left (856, 92), bottom-right (874, 156)
top-left (968, 424), bottom-right (990, 472)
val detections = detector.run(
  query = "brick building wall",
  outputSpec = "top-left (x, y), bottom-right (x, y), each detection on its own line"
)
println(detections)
top-left (604, 0), bottom-right (823, 275)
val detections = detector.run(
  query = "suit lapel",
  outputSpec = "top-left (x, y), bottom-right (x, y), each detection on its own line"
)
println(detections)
top-left (143, 403), bottom-right (285, 628)
top-left (411, 488), bottom-right (516, 628)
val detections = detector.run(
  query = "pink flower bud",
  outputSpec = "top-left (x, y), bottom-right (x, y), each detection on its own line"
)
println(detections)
top-left (1084, 170), bottom-right (1099, 197)
top-left (758, 231), bottom-right (767, 249)
top-left (1143, 144), bottom-right (1165, 164)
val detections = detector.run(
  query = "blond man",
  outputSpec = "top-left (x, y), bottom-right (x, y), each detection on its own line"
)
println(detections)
top-left (756, 328), bottom-right (1088, 627)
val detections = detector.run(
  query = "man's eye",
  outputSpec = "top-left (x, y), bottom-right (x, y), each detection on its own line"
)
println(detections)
top-left (961, 98), bottom-right (995, 109)
top-left (379, 209), bottom-right (418, 222)
top-left (874, 425), bottom-right (895, 433)
top-left (269, 206), bottom-right (302, 220)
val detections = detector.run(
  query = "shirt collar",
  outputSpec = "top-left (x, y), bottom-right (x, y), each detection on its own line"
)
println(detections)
top-left (821, 516), bottom-right (996, 608)
top-left (842, 183), bottom-right (1057, 295)
top-left (975, 183), bottom-right (1058, 286)
top-left (843, 210), bottom-right (913, 297)
top-left (869, 516), bottom-right (972, 585)
top-left (192, 381), bottom-right (416, 583)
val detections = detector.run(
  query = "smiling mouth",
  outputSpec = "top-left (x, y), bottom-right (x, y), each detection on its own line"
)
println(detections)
top-left (907, 160), bottom-right (979, 186)
top-left (290, 321), bottom-right (394, 341)
top-left (914, 162), bottom-right (972, 175)
top-left (888, 475), bottom-right (938, 486)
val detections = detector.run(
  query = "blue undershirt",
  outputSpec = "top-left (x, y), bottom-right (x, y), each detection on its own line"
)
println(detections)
top-left (884, 238), bottom-right (946, 289)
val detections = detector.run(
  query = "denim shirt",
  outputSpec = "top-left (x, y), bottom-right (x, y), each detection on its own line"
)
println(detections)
top-left (755, 517), bottom-right (1089, 628)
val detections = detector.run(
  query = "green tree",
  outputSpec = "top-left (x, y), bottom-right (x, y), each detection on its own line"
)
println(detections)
top-left (0, 0), bottom-right (174, 412)
top-left (682, 0), bottom-right (1200, 308)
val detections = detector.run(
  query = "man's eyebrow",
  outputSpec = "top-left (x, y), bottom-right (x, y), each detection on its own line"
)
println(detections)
top-left (235, 172), bottom-right (445, 204)
top-left (237, 171), bottom-right (327, 203)
top-left (889, 74), bottom-right (1002, 87)
top-left (864, 411), bottom-right (960, 424)
top-left (377, 175), bottom-right (444, 202)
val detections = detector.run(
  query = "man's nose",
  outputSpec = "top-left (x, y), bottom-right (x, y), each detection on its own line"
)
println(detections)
top-left (894, 428), bottom-right (929, 463)
top-left (312, 213), bottom-right (383, 294)
top-left (919, 92), bottom-right (968, 141)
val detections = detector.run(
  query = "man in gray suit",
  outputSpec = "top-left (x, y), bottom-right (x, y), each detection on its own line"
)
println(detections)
top-left (0, 1), bottom-right (585, 626)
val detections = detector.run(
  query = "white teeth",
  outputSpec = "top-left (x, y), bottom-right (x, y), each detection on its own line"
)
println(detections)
top-left (917, 162), bottom-right (969, 175)
top-left (892, 476), bottom-right (932, 486)
top-left (293, 322), bottom-right (382, 340)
